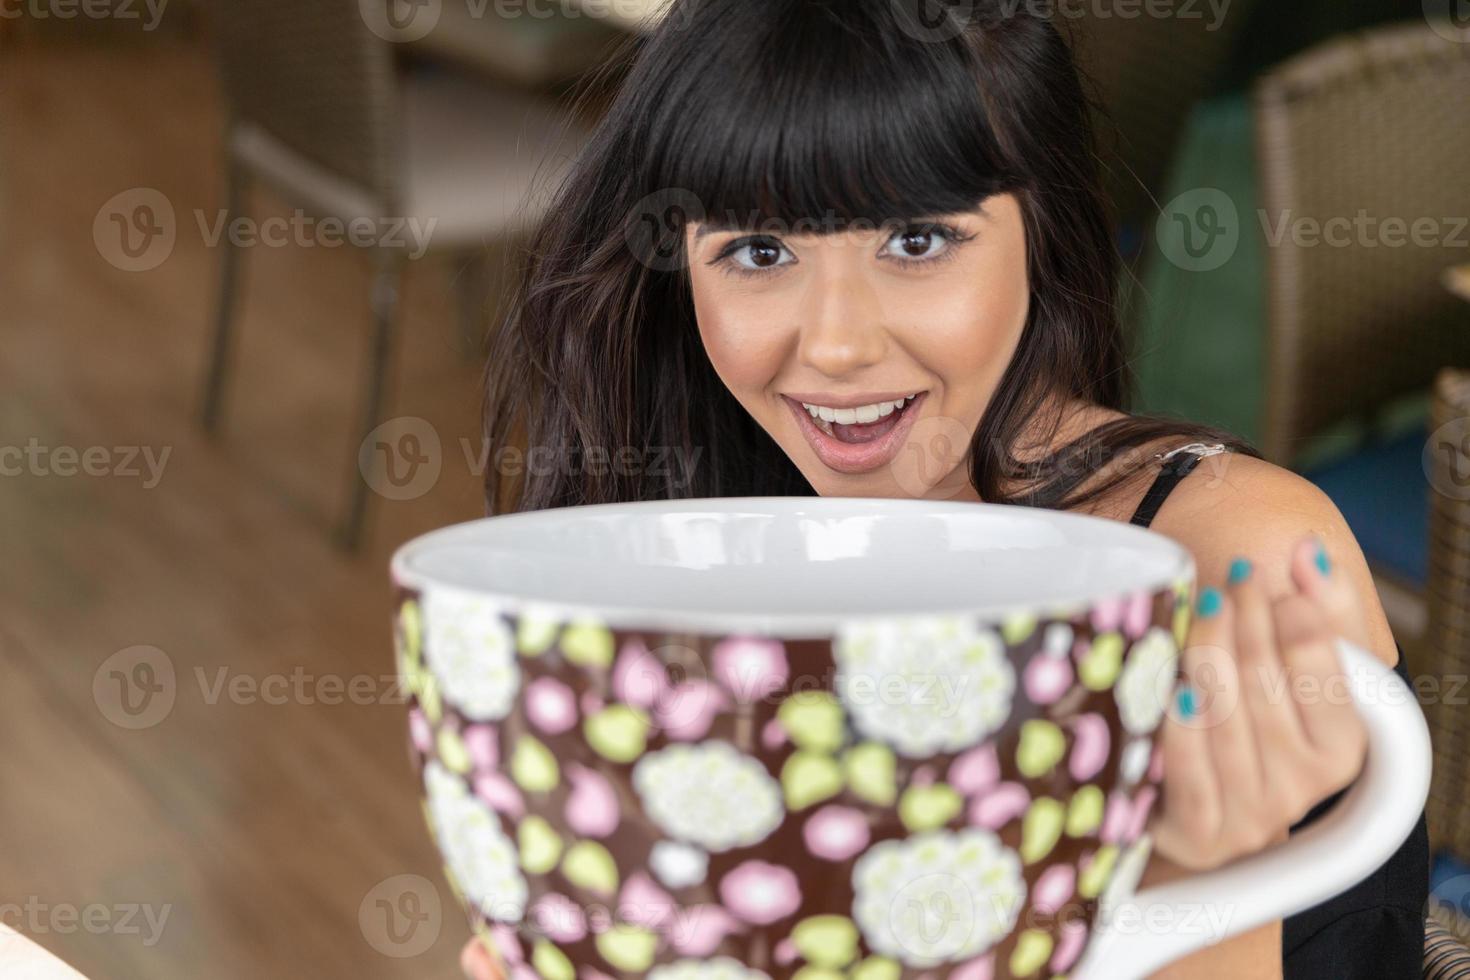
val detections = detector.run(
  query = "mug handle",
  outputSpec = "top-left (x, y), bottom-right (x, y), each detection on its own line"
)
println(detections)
top-left (1072, 637), bottom-right (1432, 980)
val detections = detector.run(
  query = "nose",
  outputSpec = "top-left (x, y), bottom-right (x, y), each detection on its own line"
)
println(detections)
top-left (793, 260), bottom-right (889, 378)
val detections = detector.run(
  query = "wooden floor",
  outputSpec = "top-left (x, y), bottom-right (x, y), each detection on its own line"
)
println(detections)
top-left (0, 37), bottom-right (505, 979)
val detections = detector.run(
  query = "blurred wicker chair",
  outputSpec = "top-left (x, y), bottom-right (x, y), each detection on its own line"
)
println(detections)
top-left (1062, 0), bottom-right (1263, 248)
top-left (1251, 21), bottom-right (1470, 622)
top-left (1255, 21), bottom-right (1470, 467)
top-left (1424, 368), bottom-right (1470, 860)
top-left (202, 0), bottom-right (589, 550)
top-left (1427, 908), bottom-right (1470, 979)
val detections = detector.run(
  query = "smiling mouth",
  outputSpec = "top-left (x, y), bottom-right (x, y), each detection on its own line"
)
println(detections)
top-left (781, 391), bottom-right (930, 475)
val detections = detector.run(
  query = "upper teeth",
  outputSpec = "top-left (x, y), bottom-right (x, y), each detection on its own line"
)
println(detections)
top-left (801, 393), bottom-right (919, 425)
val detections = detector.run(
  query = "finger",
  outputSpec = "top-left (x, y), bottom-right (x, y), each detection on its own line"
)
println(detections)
top-left (1150, 588), bottom-right (1228, 865)
top-left (1272, 593), bottom-right (1367, 793)
top-left (1190, 583), bottom-right (1268, 854)
top-left (462, 937), bottom-right (503, 980)
top-left (1288, 534), bottom-right (1370, 652)
top-left (1225, 556), bottom-right (1308, 769)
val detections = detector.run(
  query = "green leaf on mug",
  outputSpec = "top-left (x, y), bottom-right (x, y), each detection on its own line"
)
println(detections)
top-left (1020, 797), bottom-right (1065, 864)
top-left (842, 742), bottom-right (896, 806)
top-left (792, 914), bottom-right (860, 967)
top-left (516, 608), bottom-right (559, 657)
top-left (560, 619), bottom-right (614, 668)
top-left (398, 599), bottom-right (422, 665)
top-left (1009, 928), bottom-right (1054, 977)
top-left (436, 727), bottom-right (472, 775)
top-left (1078, 843), bottom-right (1118, 898)
top-left (1173, 604), bottom-right (1192, 649)
top-left (1016, 719), bottom-right (1066, 778)
top-left (782, 751), bottom-right (843, 810)
top-left (898, 783), bottom-right (963, 832)
top-left (562, 840), bottom-right (619, 895)
top-left (1065, 785), bottom-right (1104, 837)
top-left (778, 692), bottom-right (846, 753)
top-left (1001, 611), bottom-right (1037, 645)
top-left (510, 734), bottom-right (559, 793)
top-left (1079, 632), bottom-right (1124, 690)
top-left (531, 940), bottom-right (574, 980)
top-left (417, 673), bottom-right (443, 725)
top-left (517, 815), bottom-right (562, 874)
top-left (584, 704), bottom-right (649, 763)
top-left (851, 956), bottom-right (902, 980)
top-left (594, 924), bottom-right (657, 972)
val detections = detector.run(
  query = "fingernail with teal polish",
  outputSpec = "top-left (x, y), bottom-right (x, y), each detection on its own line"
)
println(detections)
top-left (1315, 542), bottom-right (1332, 576)
top-left (1227, 558), bottom-right (1252, 585)
top-left (1176, 686), bottom-right (1198, 720)
top-left (1197, 586), bottom-right (1223, 618)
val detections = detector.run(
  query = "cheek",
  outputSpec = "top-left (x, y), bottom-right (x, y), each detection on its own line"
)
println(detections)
top-left (689, 273), bottom-right (787, 394)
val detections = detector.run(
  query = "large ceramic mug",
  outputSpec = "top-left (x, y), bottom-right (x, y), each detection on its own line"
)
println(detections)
top-left (390, 498), bottom-right (1430, 980)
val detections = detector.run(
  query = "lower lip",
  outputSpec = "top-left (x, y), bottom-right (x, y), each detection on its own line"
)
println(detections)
top-left (783, 393), bottom-right (928, 476)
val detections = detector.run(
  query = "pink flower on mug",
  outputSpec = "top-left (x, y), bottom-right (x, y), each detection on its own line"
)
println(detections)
top-left (462, 723), bottom-right (499, 770)
top-left (718, 860), bottom-right (801, 925)
top-left (612, 640), bottom-right (671, 708)
top-left (656, 680), bottom-right (730, 741)
top-left (473, 771), bottom-right (526, 819)
top-left (530, 892), bottom-right (588, 943)
top-left (565, 763), bottom-right (620, 838)
top-left (620, 871), bottom-right (678, 930)
top-left (947, 743), bottom-right (1000, 796)
top-left (803, 805), bottom-right (871, 861)
top-left (668, 904), bottom-right (743, 956)
top-left (525, 677), bottom-right (578, 735)
top-left (1067, 713), bottom-right (1110, 782)
top-left (711, 637), bottom-right (789, 703)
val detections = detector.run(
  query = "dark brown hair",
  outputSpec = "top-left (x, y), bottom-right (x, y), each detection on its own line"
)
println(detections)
top-left (482, 0), bottom-right (1258, 516)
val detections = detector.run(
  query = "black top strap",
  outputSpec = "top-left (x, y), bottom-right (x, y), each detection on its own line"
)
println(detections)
top-left (1129, 443), bottom-right (1228, 529)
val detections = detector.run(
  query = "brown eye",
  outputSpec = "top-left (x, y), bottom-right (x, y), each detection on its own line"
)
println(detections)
top-left (726, 237), bottom-right (793, 273)
top-left (747, 242), bottom-right (783, 267)
top-left (885, 226), bottom-right (947, 261)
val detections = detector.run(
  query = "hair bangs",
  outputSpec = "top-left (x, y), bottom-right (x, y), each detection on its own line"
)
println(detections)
top-left (644, 2), bottom-right (1025, 235)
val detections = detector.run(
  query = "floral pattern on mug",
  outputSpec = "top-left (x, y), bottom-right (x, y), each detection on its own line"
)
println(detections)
top-left (833, 615), bottom-right (1015, 758)
top-left (423, 759), bottom-right (527, 923)
top-left (423, 586), bottom-right (520, 721)
top-left (851, 828), bottom-right (1026, 967)
top-left (632, 741), bottom-right (785, 852)
top-left (1114, 626), bottom-right (1180, 736)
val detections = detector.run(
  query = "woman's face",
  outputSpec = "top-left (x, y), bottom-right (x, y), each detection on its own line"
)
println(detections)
top-left (686, 192), bottom-right (1031, 500)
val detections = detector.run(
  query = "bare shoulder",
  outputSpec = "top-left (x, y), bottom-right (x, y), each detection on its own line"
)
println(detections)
top-left (1150, 451), bottom-right (1400, 667)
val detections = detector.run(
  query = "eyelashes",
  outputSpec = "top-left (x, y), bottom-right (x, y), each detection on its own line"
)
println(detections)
top-left (707, 221), bottom-right (978, 280)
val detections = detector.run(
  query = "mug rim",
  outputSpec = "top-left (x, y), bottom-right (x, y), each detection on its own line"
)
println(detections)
top-left (390, 496), bottom-right (1196, 638)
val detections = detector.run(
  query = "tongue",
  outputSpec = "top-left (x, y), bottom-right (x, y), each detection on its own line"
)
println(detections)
top-left (831, 409), bottom-right (903, 444)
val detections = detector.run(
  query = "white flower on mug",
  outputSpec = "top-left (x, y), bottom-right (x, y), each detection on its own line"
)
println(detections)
top-left (647, 957), bottom-right (772, 980)
top-left (851, 828), bottom-right (1025, 967)
top-left (834, 615), bottom-right (1015, 758)
top-left (423, 586), bottom-right (520, 721)
top-left (1115, 627), bottom-right (1179, 736)
top-left (423, 760), bottom-right (527, 923)
top-left (632, 741), bottom-right (783, 852)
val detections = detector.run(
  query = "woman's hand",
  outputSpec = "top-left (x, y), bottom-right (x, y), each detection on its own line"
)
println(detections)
top-left (462, 937), bottom-right (502, 980)
top-left (1148, 534), bottom-right (1373, 871)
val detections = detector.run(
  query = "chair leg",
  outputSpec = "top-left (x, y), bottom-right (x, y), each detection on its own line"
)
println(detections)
top-left (201, 160), bottom-right (246, 434)
top-left (335, 249), bottom-right (404, 553)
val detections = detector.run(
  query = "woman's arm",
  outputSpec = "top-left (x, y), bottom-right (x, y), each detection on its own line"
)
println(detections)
top-left (1138, 453), bottom-right (1395, 979)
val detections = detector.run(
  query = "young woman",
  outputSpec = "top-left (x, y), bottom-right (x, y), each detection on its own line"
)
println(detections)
top-left (464, 1), bottom-right (1428, 975)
